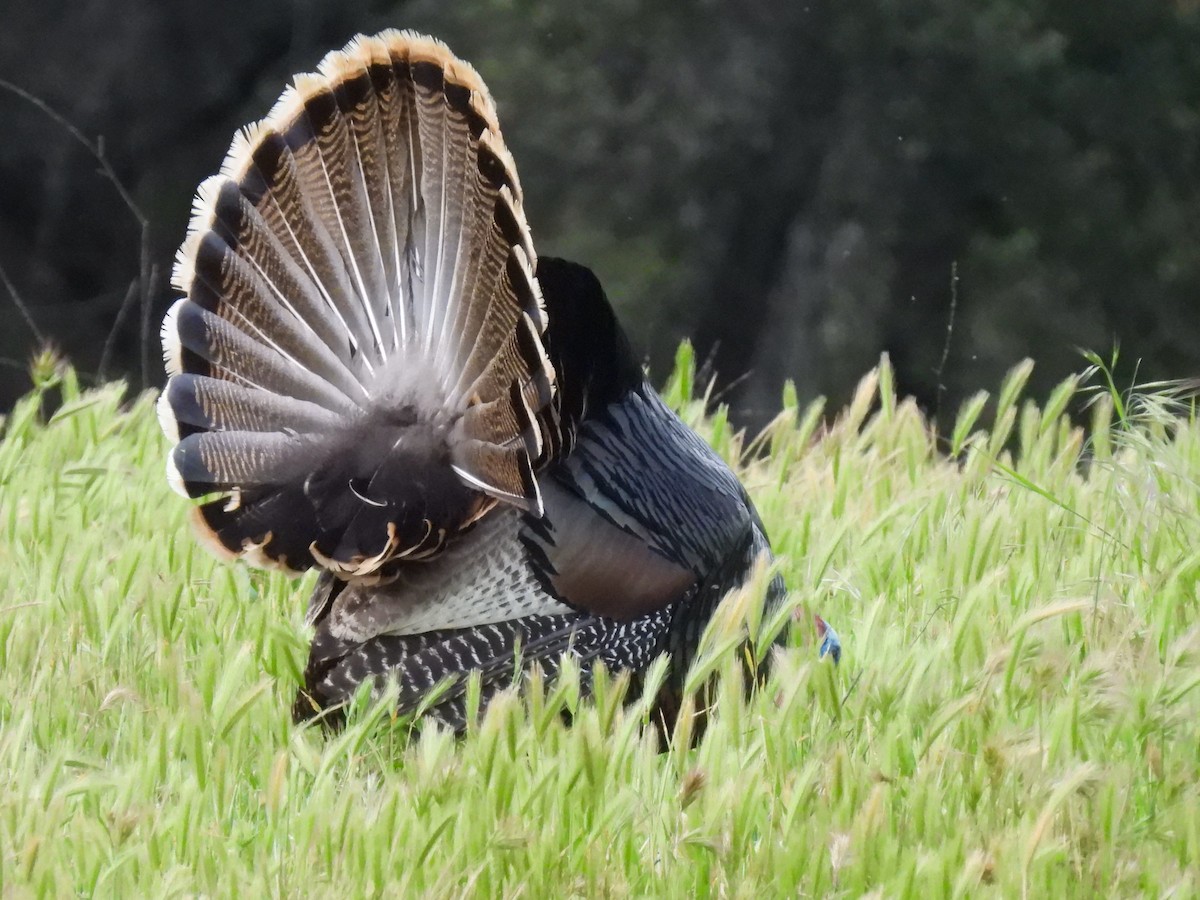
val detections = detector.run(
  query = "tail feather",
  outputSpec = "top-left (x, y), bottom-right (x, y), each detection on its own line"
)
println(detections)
top-left (184, 174), bottom-right (369, 388)
top-left (232, 127), bottom-right (382, 371)
top-left (186, 213), bottom-right (367, 402)
top-left (159, 375), bottom-right (339, 442)
top-left (370, 45), bottom-right (423, 350)
top-left (450, 438), bottom-right (539, 510)
top-left (160, 30), bottom-right (560, 576)
top-left (413, 57), bottom-right (450, 360)
top-left (331, 52), bottom-right (407, 354)
top-left (164, 299), bottom-right (358, 415)
top-left (282, 73), bottom-right (391, 358)
top-left (167, 430), bottom-right (309, 496)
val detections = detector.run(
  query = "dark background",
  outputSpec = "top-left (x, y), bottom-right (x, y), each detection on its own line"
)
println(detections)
top-left (3, 0), bottom-right (1199, 428)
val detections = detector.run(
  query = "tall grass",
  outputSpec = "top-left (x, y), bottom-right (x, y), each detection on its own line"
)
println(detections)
top-left (0, 349), bottom-right (1197, 897)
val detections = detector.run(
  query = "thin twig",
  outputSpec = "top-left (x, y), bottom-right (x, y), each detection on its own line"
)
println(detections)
top-left (695, 339), bottom-right (722, 388)
top-left (0, 78), bottom-right (147, 227)
top-left (140, 261), bottom-right (159, 391)
top-left (0, 77), bottom-right (154, 387)
top-left (709, 368), bottom-right (754, 406)
top-left (0, 257), bottom-right (45, 344)
top-left (840, 670), bottom-right (863, 706)
top-left (934, 260), bottom-right (959, 424)
top-left (914, 596), bottom-right (959, 642)
top-left (0, 601), bottom-right (45, 615)
top-left (98, 279), bottom-right (140, 383)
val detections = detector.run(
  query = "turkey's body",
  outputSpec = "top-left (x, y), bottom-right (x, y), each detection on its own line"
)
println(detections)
top-left (159, 30), bottom-right (784, 731)
top-left (297, 371), bottom-right (779, 730)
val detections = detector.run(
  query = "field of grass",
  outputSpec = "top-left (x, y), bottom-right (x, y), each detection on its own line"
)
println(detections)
top-left (1, 349), bottom-right (1198, 897)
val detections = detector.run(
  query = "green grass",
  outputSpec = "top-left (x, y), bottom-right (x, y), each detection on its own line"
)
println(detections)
top-left (2, 349), bottom-right (1199, 897)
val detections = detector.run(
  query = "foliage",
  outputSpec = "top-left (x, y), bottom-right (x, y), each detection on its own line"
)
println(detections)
top-left (3, 2), bottom-right (1200, 422)
top-left (1, 351), bottom-right (1198, 896)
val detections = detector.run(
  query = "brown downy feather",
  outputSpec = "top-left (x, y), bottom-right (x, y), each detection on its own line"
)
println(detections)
top-left (159, 30), bottom-right (561, 579)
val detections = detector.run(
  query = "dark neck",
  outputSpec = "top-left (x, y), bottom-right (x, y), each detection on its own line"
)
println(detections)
top-left (536, 257), bottom-right (643, 421)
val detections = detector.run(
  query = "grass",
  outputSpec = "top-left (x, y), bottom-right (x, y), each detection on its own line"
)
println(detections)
top-left (1, 347), bottom-right (1199, 897)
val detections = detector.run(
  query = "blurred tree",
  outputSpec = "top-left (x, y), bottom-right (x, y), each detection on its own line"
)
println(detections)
top-left (398, 0), bottom-right (1200, 422)
top-left (1, 0), bottom-right (1198, 428)
top-left (0, 0), bottom-right (386, 406)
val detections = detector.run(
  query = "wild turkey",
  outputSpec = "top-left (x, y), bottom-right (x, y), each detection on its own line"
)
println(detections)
top-left (159, 30), bottom-right (827, 732)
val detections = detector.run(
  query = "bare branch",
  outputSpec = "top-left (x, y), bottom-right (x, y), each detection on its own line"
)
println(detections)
top-left (0, 76), bottom-right (156, 388)
top-left (99, 279), bottom-right (140, 383)
top-left (0, 257), bottom-right (45, 345)
top-left (0, 77), bottom-right (147, 227)
top-left (140, 261), bottom-right (159, 391)
top-left (934, 260), bottom-right (959, 424)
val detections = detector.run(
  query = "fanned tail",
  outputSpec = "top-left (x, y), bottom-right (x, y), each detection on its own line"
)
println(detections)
top-left (159, 30), bottom-right (558, 579)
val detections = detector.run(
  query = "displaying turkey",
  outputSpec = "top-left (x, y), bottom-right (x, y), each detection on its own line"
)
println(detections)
top-left (159, 29), bottom-right (814, 733)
